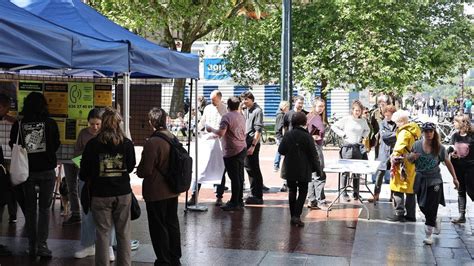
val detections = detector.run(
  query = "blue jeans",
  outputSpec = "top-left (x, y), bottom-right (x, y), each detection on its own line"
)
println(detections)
top-left (273, 140), bottom-right (281, 169)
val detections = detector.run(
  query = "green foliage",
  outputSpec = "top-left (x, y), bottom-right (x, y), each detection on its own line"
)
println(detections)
top-left (89, 0), bottom-right (274, 51)
top-left (88, 0), bottom-right (275, 116)
top-left (225, 1), bottom-right (474, 95)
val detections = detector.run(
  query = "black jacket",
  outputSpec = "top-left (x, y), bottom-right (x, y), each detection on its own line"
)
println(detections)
top-left (279, 126), bottom-right (321, 182)
top-left (274, 111), bottom-right (284, 141)
top-left (80, 137), bottom-right (136, 197)
top-left (9, 117), bottom-right (60, 172)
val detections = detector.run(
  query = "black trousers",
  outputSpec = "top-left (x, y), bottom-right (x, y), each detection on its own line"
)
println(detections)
top-left (418, 184), bottom-right (442, 227)
top-left (287, 181), bottom-right (308, 218)
top-left (244, 143), bottom-right (264, 198)
top-left (454, 164), bottom-right (474, 200)
top-left (215, 170), bottom-right (227, 199)
top-left (0, 187), bottom-right (17, 220)
top-left (146, 197), bottom-right (181, 266)
top-left (224, 149), bottom-right (246, 206)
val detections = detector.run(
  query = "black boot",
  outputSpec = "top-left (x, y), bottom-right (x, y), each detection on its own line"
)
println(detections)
top-left (452, 196), bottom-right (466, 224)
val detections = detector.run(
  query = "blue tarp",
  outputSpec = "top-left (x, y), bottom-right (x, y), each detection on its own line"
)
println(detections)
top-left (0, 1), bottom-right (129, 73)
top-left (12, 0), bottom-right (199, 79)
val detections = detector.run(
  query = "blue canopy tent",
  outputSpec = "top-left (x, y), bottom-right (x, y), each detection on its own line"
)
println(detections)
top-left (6, 1), bottom-right (202, 209)
top-left (11, 0), bottom-right (199, 79)
top-left (0, 1), bottom-right (129, 73)
top-left (12, 0), bottom-right (201, 147)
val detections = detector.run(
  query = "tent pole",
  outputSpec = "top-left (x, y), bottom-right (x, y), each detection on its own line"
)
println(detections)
top-left (187, 78), bottom-right (207, 212)
top-left (184, 79), bottom-right (193, 212)
top-left (123, 72), bottom-right (131, 138)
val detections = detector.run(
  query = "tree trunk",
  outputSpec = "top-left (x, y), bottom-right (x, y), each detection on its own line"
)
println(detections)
top-left (169, 79), bottom-right (186, 118)
top-left (169, 42), bottom-right (193, 118)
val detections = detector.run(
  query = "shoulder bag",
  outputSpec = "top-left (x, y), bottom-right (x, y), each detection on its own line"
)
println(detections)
top-left (10, 121), bottom-right (29, 186)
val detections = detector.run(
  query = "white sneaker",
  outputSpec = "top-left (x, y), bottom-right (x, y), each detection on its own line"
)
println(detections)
top-left (74, 245), bottom-right (95, 259)
top-left (423, 225), bottom-right (433, 245)
top-left (433, 218), bottom-right (441, 235)
top-left (109, 246), bottom-right (115, 261)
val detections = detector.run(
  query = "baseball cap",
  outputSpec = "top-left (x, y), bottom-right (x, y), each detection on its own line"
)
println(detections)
top-left (421, 122), bottom-right (436, 131)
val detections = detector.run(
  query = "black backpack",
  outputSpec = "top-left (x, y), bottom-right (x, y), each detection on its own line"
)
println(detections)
top-left (154, 132), bottom-right (193, 193)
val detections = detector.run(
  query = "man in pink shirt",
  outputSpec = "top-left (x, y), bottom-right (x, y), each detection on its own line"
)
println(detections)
top-left (207, 96), bottom-right (247, 211)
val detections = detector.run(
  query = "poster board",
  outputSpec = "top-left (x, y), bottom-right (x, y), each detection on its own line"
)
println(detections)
top-left (0, 74), bottom-right (112, 160)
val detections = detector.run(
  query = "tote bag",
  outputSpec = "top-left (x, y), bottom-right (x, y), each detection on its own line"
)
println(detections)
top-left (10, 121), bottom-right (29, 186)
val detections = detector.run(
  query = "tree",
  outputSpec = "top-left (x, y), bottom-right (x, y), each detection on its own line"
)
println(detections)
top-left (225, 1), bottom-right (474, 98)
top-left (89, 0), bottom-right (274, 117)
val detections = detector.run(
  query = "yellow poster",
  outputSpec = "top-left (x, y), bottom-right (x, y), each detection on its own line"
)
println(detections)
top-left (94, 84), bottom-right (112, 107)
top-left (18, 81), bottom-right (43, 113)
top-left (44, 83), bottom-right (68, 117)
top-left (68, 82), bottom-right (94, 119)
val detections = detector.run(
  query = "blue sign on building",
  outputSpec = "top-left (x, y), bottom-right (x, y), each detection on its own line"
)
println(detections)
top-left (204, 58), bottom-right (231, 80)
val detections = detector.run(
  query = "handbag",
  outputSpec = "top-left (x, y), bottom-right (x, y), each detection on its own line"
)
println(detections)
top-left (10, 121), bottom-right (29, 186)
top-left (131, 192), bottom-right (141, 220)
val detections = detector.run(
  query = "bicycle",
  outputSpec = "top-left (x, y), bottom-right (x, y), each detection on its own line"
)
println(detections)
top-left (436, 121), bottom-right (456, 144)
top-left (324, 114), bottom-right (344, 147)
top-left (260, 127), bottom-right (268, 144)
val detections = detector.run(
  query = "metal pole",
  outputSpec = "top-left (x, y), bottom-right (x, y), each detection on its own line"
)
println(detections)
top-left (280, 0), bottom-right (293, 105)
top-left (187, 79), bottom-right (207, 212)
top-left (123, 72), bottom-right (130, 138)
top-left (184, 79), bottom-right (193, 212)
top-left (287, 0), bottom-right (293, 103)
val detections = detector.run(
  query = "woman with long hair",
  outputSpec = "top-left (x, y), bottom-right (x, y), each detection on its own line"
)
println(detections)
top-left (9, 92), bottom-right (60, 257)
top-left (331, 100), bottom-right (370, 201)
top-left (407, 122), bottom-right (458, 245)
top-left (80, 107), bottom-right (136, 265)
top-left (449, 114), bottom-right (474, 224)
top-left (306, 98), bottom-right (327, 209)
top-left (73, 108), bottom-right (116, 261)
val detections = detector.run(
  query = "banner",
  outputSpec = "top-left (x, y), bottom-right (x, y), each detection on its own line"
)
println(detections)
top-left (204, 58), bottom-right (230, 80)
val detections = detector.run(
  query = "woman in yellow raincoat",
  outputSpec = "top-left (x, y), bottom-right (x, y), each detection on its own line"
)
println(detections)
top-left (387, 110), bottom-right (421, 222)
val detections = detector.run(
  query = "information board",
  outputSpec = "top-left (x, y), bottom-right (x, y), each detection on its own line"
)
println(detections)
top-left (68, 82), bottom-right (94, 119)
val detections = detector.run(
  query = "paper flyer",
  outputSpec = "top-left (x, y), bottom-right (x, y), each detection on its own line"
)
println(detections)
top-left (72, 155), bottom-right (82, 168)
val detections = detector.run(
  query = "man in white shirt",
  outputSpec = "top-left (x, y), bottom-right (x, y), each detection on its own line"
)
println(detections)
top-left (188, 90), bottom-right (227, 206)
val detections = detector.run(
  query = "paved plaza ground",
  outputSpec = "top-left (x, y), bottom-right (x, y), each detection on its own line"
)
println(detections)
top-left (1, 143), bottom-right (474, 265)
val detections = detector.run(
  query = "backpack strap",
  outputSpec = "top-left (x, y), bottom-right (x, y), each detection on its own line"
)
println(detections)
top-left (150, 131), bottom-right (175, 179)
top-left (152, 131), bottom-right (176, 145)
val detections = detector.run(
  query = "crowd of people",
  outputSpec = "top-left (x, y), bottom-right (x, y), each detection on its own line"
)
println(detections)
top-left (405, 95), bottom-right (473, 119)
top-left (0, 89), bottom-right (473, 264)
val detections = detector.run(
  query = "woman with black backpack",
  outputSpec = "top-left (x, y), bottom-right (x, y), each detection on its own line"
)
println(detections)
top-left (137, 107), bottom-right (182, 265)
